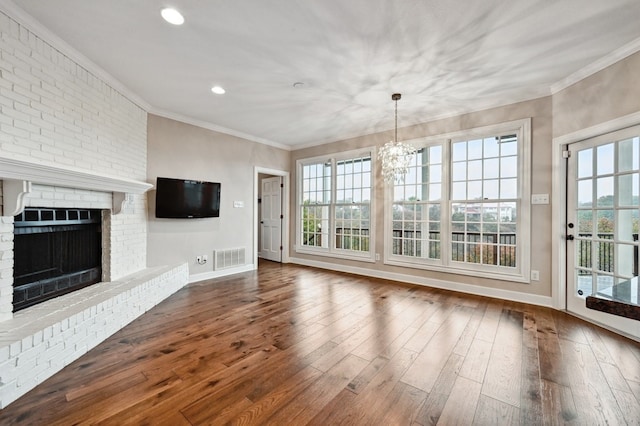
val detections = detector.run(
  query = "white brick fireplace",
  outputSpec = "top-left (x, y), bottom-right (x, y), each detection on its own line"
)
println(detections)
top-left (0, 156), bottom-right (156, 320)
top-left (0, 8), bottom-right (189, 408)
top-left (0, 167), bottom-right (189, 408)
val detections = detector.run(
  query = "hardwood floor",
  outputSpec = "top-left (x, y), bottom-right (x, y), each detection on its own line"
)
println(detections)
top-left (1, 260), bottom-right (640, 425)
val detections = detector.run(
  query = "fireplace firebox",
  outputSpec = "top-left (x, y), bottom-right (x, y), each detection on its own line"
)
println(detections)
top-left (12, 207), bottom-right (102, 312)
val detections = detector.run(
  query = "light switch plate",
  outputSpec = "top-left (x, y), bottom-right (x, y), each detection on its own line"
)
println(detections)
top-left (531, 194), bottom-right (549, 204)
top-left (233, 201), bottom-right (244, 208)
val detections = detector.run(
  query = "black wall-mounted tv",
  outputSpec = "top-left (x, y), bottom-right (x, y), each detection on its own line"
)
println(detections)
top-left (155, 177), bottom-right (221, 218)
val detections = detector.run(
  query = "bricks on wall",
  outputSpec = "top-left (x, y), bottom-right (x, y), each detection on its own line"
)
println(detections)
top-left (0, 215), bottom-right (12, 322)
top-left (0, 11), bottom-right (147, 180)
top-left (0, 9), bottom-right (191, 410)
top-left (0, 10), bottom-right (149, 285)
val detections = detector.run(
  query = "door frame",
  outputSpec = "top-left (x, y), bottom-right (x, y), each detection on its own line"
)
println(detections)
top-left (260, 175), bottom-right (283, 262)
top-left (552, 111), bottom-right (640, 312)
top-left (253, 167), bottom-right (290, 266)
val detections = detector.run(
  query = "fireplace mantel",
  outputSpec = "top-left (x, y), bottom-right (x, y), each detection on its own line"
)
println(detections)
top-left (0, 156), bottom-right (153, 215)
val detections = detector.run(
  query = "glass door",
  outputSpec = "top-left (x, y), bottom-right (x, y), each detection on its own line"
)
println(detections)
top-left (566, 126), bottom-right (640, 339)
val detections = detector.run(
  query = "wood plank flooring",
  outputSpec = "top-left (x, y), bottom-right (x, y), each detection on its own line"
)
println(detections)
top-left (1, 260), bottom-right (640, 425)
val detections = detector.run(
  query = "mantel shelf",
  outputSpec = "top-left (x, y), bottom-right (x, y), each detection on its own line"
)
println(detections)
top-left (0, 156), bottom-right (153, 215)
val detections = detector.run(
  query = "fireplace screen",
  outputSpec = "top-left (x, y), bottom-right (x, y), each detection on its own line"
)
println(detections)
top-left (13, 207), bottom-right (102, 312)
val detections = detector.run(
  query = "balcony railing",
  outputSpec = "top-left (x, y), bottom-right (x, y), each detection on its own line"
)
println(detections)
top-left (303, 229), bottom-right (638, 275)
top-left (303, 228), bottom-right (518, 266)
top-left (577, 233), bottom-right (638, 276)
top-left (392, 230), bottom-right (441, 259)
top-left (301, 228), bottom-right (371, 251)
top-left (393, 230), bottom-right (517, 267)
top-left (335, 228), bottom-right (370, 251)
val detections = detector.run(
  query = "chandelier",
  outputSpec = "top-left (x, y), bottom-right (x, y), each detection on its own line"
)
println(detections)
top-left (378, 93), bottom-right (416, 183)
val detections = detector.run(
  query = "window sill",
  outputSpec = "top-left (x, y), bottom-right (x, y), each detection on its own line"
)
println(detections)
top-left (384, 256), bottom-right (529, 283)
top-left (294, 247), bottom-right (375, 263)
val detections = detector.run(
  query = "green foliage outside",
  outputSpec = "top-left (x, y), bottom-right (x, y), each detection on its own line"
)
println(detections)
top-left (576, 195), bottom-right (639, 274)
top-left (301, 200), bottom-right (370, 251)
top-left (301, 201), bottom-right (323, 247)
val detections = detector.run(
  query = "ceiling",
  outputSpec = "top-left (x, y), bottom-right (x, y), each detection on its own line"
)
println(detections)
top-left (8, 0), bottom-right (640, 149)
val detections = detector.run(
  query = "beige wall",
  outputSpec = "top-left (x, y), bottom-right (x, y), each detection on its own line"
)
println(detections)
top-left (146, 50), bottom-right (640, 301)
top-left (290, 97), bottom-right (554, 297)
top-left (553, 51), bottom-right (640, 138)
top-left (147, 114), bottom-right (290, 275)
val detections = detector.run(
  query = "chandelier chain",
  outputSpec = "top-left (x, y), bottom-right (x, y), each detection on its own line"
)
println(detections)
top-left (378, 93), bottom-right (416, 184)
top-left (395, 96), bottom-right (398, 143)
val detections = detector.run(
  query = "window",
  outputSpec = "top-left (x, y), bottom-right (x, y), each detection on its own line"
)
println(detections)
top-left (335, 157), bottom-right (372, 252)
top-left (391, 145), bottom-right (443, 260)
top-left (386, 119), bottom-right (531, 282)
top-left (298, 149), bottom-right (374, 261)
top-left (451, 134), bottom-right (518, 268)
top-left (300, 161), bottom-right (331, 249)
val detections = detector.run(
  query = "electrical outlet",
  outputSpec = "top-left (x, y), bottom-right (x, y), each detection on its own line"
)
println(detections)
top-left (375, 253), bottom-right (380, 261)
top-left (202, 254), bottom-right (208, 263)
top-left (531, 270), bottom-right (540, 281)
top-left (196, 255), bottom-right (202, 264)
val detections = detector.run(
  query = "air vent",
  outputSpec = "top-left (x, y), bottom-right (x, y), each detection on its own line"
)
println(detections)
top-left (214, 247), bottom-right (245, 270)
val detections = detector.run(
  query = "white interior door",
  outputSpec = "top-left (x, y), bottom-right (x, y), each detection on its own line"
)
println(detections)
top-left (566, 126), bottom-right (640, 339)
top-left (261, 176), bottom-right (282, 262)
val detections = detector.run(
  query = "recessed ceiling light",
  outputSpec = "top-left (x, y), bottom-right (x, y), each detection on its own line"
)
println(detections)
top-left (211, 86), bottom-right (226, 95)
top-left (161, 8), bottom-right (184, 25)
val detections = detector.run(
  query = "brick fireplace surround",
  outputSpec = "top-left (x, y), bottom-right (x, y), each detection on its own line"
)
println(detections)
top-left (0, 166), bottom-right (189, 409)
top-left (0, 10), bottom-right (189, 408)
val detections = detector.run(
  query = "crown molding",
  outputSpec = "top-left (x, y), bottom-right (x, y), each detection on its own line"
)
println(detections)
top-left (551, 36), bottom-right (640, 94)
top-left (0, 0), bottom-right (293, 152)
top-left (0, 0), bottom-right (152, 112)
top-left (4, 0), bottom-right (638, 152)
top-left (294, 91), bottom-right (551, 151)
top-left (148, 108), bottom-right (292, 151)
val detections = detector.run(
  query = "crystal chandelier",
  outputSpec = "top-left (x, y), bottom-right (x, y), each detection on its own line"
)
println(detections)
top-left (378, 93), bottom-right (416, 183)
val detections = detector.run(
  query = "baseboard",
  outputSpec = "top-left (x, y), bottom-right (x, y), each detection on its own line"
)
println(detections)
top-left (188, 263), bottom-right (256, 283)
top-left (563, 310), bottom-right (640, 343)
top-left (289, 257), bottom-right (554, 308)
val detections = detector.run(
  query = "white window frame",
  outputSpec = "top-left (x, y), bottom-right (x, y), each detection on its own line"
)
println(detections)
top-left (384, 119), bottom-right (532, 282)
top-left (295, 147), bottom-right (376, 262)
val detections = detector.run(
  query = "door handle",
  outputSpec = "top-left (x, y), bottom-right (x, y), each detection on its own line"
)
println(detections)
top-left (566, 234), bottom-right (575, 241)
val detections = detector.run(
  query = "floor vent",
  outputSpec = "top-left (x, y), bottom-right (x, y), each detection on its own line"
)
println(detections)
top-left (214, 247), bottom-right (246, 270)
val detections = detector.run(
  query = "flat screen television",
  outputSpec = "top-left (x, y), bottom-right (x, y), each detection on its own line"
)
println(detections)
top-left (155, 177), bottom-right (221, 218)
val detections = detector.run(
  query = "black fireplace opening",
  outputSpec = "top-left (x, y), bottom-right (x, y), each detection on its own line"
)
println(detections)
top-left (13, 207), bottom-right (102, 312)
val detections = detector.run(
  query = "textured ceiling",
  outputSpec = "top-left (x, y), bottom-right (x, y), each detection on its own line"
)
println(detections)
top-left (8, 0), bottom-right (640, 148)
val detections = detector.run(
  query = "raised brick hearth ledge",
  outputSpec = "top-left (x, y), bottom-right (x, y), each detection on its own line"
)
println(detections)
top-left (0, 263), bottom-right (188, 409)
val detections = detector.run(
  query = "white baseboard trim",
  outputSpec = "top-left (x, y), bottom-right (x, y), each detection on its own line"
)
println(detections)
top-left (563, 311), bottom-right (640, 344)
top-left (290, 257), bottom-right (554, 308)
top-left (188, 264), bottom-right (256, 283)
